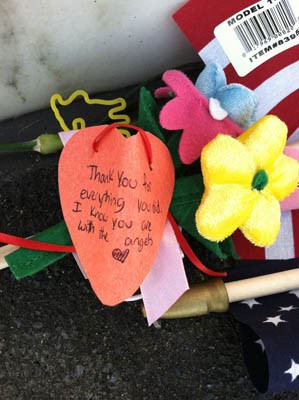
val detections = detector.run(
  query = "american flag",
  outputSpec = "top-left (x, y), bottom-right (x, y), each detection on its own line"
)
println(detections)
top-left (174, 1), bottom-right (299, 392)
top-left (173, 0), bottom-right (299, 260)
top-left (225, 258), bottom-right (299, 393)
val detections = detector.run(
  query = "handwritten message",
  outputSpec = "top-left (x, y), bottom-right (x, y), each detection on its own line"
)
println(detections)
top-left (59, 125), bottom-right (174, 305)
top-left (72, 165), bottom-right (160, 261)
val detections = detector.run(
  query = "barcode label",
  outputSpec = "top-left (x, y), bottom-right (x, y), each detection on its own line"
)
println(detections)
top-left (214, 0), bottom-right (299, 76)
top-left (235, 0), bottom-right (297, 53)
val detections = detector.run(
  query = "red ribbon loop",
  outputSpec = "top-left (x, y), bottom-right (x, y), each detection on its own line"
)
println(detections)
top-left (92, 123), bottom-right (153, 169)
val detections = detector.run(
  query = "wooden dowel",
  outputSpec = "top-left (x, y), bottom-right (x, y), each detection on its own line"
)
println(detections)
top-left (226, 268), bottom-right (299, 303)
top-left (0, 236), bottom-right (32, 270)
top-left (148, 268), bottom-right (299, 319)
top-left (0, 243), bottom-right (19, 270)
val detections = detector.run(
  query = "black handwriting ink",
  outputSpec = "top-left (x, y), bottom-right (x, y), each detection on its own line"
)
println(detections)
top-left (78, 220), bottom-right (95, 234)
top-left (137, 199), bottom-right (151, 213)
top-left (141, 220), bottom-right (152, 231)
top-left (99, 226), bottom-right (109, 242)
top-left (87, 165), bottom-right (114, 183)
top-left (142, 173), bottom-right (151, 192)
top-left (112, 217), bottom-right (133, 230)
top-left (137, 199), bottom-right (162, 214)
top-left (152, 200), bottom-right (161, 214)
top-left (90, 206), bottom-right (108, 222)
top-left (117, 170), bottom-right (137, 189)
top-left (124, 233), bottom-right (153, 252)
top-left (72, 201), bottom-right (82, 213)
top-left (79, 188), bottom-right (125, 213)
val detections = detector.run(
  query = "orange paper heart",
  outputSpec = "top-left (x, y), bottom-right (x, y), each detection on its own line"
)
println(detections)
top-left (58, 125), bottom-right (175, 305)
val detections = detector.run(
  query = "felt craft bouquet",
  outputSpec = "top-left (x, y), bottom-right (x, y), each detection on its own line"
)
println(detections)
top-left (1, 63), bottom-right (298, 325)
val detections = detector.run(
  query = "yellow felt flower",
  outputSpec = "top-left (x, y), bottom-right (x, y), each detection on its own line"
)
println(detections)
top-left (195, 115), bottom-right (299, 247)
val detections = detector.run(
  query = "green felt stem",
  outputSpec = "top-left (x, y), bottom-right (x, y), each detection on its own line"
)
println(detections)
top-left (138, 87), bottom-right (166, 143)
top-left (5, 221), bottom-right (73, 279)
top-left (170, 175), bottom-right (239, 260)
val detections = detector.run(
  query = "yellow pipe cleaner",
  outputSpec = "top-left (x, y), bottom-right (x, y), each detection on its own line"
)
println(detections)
top-left (50, 89), bottom-right (131, 136)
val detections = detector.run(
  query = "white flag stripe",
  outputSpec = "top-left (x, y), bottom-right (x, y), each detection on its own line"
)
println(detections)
top-left (265, 211), bottom-right (295, 260)
top-left (255, 61), bottom-right (299, 120)
top-left (265, 127), bottom-right (298, 260)
top-left (199, 38), bottom-right (230, 69)
top-left (287, 127), bottom-right (299, 145)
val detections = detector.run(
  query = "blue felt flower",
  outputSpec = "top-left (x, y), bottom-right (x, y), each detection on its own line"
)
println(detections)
top-left (195, 63), bottom-right (258, 130)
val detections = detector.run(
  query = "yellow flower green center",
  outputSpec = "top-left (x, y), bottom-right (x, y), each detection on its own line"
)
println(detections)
top-left (251, 170), bottom-right (268, 191)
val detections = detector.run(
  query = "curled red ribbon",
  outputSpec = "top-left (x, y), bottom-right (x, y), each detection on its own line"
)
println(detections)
top-left (93, 123), bottom-right (153, 169)
top-left (168, 212), bottom-right (227, 277)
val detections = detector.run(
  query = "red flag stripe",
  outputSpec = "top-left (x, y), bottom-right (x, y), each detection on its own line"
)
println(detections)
top-left (233, 229), bottom-right (266, 260)
top-left (292, 209), bottom-right (299, 258)
top-left (270, 91), bottom-right (299, 137)
top-left (173, 0), bottom-right (256, 52)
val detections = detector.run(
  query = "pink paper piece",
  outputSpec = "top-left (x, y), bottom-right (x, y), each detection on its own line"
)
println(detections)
top-left (59, 130), bottom-right (89, 278)
top-left (141, 219), bottom-right (189, 326)
top-left (280, 146), bottom-right (299, 211)
top-left (73, 252), bottom-right (88, 279)
top-left (59, 130), bottom-right (78, 146)
top-left (159, 70), bottom-right (242, 164)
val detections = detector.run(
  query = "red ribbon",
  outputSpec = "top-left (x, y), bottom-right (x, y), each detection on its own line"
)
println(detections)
top-left (167, 212), bottom-right (227, 277)
top-left (0, 215), bottom-right (225, 277)
top-left (0, 232), bottom-right (75, 252)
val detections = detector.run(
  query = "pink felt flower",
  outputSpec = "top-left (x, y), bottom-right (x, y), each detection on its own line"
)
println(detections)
top-left (158, 70), bottom-right (242, 164)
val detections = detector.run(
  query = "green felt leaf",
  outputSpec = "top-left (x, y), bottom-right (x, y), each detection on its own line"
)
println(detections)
top-left (167, 132), bottom-right (182, 170)
top-left (167, 132), bottom-right (202, 178)
top-left (221, 237), bottom-right (240, 259)
top-left (6, 221), bottom-right (72, 279)
top-left (138, 87), bottom-right (166, 144)
top-left (170, 175), bottom-right (238, 259)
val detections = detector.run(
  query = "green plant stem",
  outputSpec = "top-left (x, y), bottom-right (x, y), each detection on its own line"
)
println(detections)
top-left (0, 134), bottom-right (63, 154)
top-left (0, 140), bottom-right (38, 153)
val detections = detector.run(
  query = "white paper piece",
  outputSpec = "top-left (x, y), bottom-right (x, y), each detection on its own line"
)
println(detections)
top-left (214, 0), bottom-right (299, 76)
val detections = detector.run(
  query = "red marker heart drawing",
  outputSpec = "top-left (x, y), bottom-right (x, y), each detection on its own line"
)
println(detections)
top-left (112, 248), bottom-right (130, 263)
